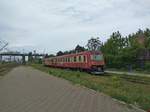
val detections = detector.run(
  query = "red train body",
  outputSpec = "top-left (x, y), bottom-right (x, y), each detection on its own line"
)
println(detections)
top-left (44, 51), bottom-right (105, 74)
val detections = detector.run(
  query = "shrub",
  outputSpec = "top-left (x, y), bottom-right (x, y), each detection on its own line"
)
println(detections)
top-left (144, 62), bottom-right (150, 71)
top-left (111, 76), bottom-right (122, 88)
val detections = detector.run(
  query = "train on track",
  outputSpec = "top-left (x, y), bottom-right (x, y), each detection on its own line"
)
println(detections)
top-left (44, 51), bottom-right (105, 74)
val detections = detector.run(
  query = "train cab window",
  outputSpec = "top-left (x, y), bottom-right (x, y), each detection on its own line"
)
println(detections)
top-left (91, 54), bottom-right (103, 61)
top-left (74, 56), bottom-right (76, 62)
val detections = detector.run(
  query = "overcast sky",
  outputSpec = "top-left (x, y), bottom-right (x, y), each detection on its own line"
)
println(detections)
top-left (0, 0), bottom-right (150, 54)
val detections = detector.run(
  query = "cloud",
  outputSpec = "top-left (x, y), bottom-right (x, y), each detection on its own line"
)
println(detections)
top-left (0, 0), bottom-right (150, 54)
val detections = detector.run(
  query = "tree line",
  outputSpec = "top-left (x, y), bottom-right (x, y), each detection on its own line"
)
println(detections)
top-left (101, 28), bottom-right (150, 70)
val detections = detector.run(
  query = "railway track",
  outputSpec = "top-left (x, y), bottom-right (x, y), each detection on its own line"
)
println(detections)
top-left (106, 71), bottom-right (150, 85)
top-left (120, 75), bottom-right (150, 85)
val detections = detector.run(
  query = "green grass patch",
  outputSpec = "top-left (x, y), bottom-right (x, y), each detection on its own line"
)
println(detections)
top-left (30, 64), bottom-right (150, 111)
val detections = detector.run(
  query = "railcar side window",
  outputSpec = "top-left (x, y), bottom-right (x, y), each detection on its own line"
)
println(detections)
top-left (71, 57), bottom-right (73, 62)
top-left (79, 56), bottom-right (81, 62)
top-left (80, 55), bottom-right (83, 62)
top-left (66, 58), bottom-right (68, 62)
top-left (83, 56), bottom-right (86, 62)
top-left (65, 58), bottom-right (67, 62)
top-left (76, 56), bottom-right (79, 62)
top-left (65, 58), bottom-right (66, 62)
top-left (74, 56), bottom-right (76, 62)
top-left (70, 57), bottom-right (72, 62)
top-left (68, 58), bottom-right (70, 62)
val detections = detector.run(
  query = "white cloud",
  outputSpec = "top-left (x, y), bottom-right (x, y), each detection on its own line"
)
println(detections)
top-left (0, 0), bottom-right (150, 54)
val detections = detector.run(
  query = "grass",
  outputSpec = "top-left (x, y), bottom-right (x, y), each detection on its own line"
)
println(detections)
top-left (0, 62), bottom-right (19, 76)
top-left (30, 64), bottom-right (150, 111)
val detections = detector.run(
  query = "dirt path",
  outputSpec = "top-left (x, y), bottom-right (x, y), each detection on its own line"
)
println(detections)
top-left (0, 66), bottom-right (145, 112)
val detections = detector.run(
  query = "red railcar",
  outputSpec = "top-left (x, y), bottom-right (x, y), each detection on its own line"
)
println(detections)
top-left (44, 51), bottom-right (105, 74)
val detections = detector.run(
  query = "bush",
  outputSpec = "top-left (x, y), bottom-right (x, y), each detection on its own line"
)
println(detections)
top-left (144, 62), bottom-right (150, 71)
top-left (111, 76), bottom-right (122, 88)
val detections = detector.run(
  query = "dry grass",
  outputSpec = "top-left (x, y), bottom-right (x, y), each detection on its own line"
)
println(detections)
top-left (0, 63), bottom-right (19, 76)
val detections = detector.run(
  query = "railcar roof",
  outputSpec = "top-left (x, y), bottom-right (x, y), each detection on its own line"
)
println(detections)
top-left (45, 51), bottom-right (102, 59)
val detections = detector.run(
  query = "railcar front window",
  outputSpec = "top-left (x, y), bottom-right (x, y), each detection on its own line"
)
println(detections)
top-left (91, 55), bottom-right (103, 61)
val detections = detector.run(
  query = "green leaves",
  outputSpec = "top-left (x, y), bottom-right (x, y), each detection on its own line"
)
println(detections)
top-left (102, 28), bottom-right (150, 69)
top-left (86, 37), bottom-right (102, 51)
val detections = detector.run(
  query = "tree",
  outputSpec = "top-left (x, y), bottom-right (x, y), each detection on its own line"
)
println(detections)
top-left (86, 37), bottom-right (102, 51)
top-left (44, 54), bottom-right (49, 58)
top-left (101, 31), bottom-right (127, 55)
top-left (28, 52), bottom-right (33, 62)
top-left (75, 45), bottom-right (86, 53)
top-left (144, 28), bottom-right (150, 49)
top-left (48, 54), bottom-right (55, 57)
top-left (101, 31), bottom-right (140, 68)
top-left (56, 51), bottom-right (64, 56)
top-left (101, 29), bottom-right (150, 69)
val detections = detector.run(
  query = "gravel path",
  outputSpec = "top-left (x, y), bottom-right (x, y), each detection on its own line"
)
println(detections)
top-left (0, 66), bottom-right (145, 112)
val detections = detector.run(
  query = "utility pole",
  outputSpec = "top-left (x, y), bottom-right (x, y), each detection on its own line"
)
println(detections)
top-left (0, 39), bottom-right (8, 62)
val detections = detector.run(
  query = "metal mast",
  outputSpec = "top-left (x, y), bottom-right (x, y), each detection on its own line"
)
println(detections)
top-left (0, 40), bottom-right (8, 52)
